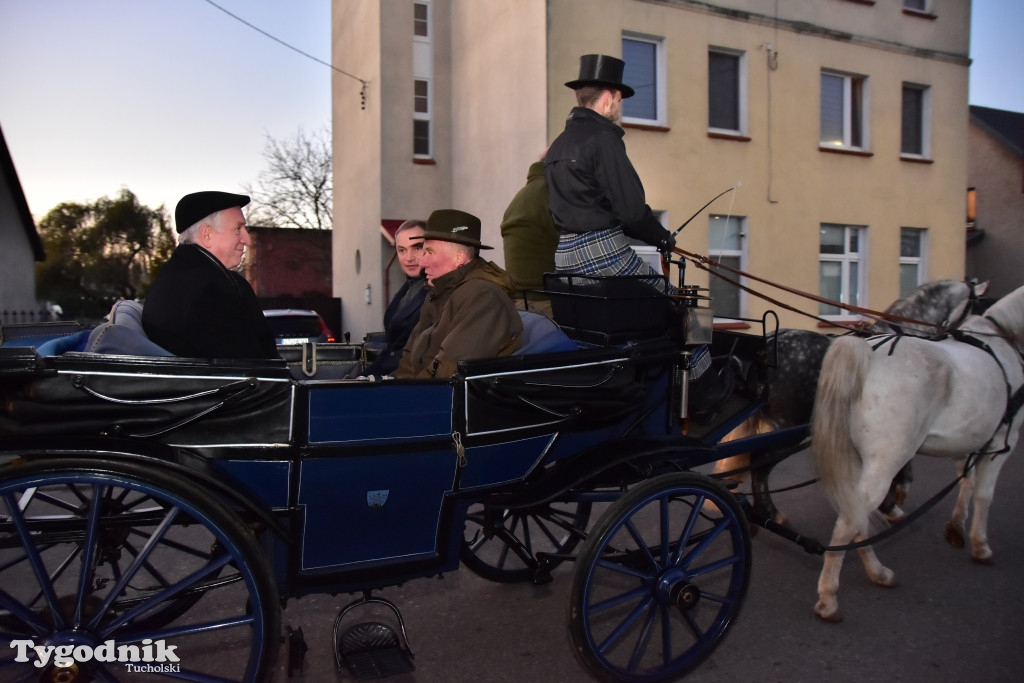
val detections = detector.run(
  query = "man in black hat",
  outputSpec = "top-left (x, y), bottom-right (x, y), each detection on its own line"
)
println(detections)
top-left (141, 191), bottom-right (279, 359)
top-left (545, 54), bottom-right (676, 284)
top-left (395, 209), bottom-right (522, 379)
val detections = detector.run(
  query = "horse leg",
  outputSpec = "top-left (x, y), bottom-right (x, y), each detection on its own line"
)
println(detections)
top-left (965, 452), bottom-right (1009, 564)
top-left (750, 454), bottom-right (785, 524)
top-left (945, 457), bottom-right (973, 549)
top-left (878, 462), bottom-right (914, 522)
top-left (815, 517), bottom-right (858, 623)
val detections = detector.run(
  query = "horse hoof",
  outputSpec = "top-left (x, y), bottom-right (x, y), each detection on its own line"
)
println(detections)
top-left (882, 505), bottom-right (905, 523)
top-left (971, 553), bottom-right (994, 566)
top-left (814, 603), bottom-right (843, 623)
top-left (945, 523), bottom-right (965, 548)
top-left (872, 568), bottom-right (897, 588)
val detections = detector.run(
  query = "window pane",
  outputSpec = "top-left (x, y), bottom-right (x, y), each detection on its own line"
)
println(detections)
top-left (709, 215), bottom-right (741, 251)
top-left (850, 77), bottom-right (863, 147)
top-left (819, 262), bottom-right (842, 315)
top-left (414, 3), bottom-right (428, 37)
top-left (414, 79), bottom-right (429, 113)
top-left (901, 86), bottom-right (923, 155)
top-left (708, 51), bottom-right (739, 130)
top-left (900, 229), bottom-right (921, 258)
top-left (849, 261), bottom-right (860, 307)
top-left (820, 74), bottom-right (845, 145)
top-left (904, 0), bottom-right (926, 10)
top-left (820, 224), bottom-right (844, 254)
top-left (900, 263), bottom-right (919, 297)
top-left (623, 38), bottom-right (657, 120)
top-left (709, 255), bottom-right (740, 318)
top-left (413, 120), bottom-right (430, 155)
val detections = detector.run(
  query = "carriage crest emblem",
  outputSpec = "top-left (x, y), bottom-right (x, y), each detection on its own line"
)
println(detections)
top-left (366, 490), bottom-right (389, 509)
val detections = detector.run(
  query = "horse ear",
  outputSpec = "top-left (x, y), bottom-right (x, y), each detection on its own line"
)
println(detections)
top-left (975, 281), bottom-right (990, 297)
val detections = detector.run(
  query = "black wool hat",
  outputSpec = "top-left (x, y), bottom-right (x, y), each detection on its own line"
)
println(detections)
top-left (422, 209), bottom-right (492, 250)
top-left (174, 191), bottom-right (251, 234)
top-left (565, 54), bottom-right (635, 99)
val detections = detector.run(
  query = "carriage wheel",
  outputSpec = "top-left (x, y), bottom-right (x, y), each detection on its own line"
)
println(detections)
top-left (461, 501), bottom-right (592, 583)
top-left (0, 458), bottom-right (280, 682)
top-left (568, 473), bottom-right (750, 682)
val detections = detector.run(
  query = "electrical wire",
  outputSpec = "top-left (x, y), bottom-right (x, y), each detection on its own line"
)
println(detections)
top-left (202, 0), bottom-right (369, 92)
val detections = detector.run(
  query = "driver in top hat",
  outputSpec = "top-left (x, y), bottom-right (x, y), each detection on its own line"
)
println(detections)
top-left (395, 209), bottom-right (522, 379)
top-left (544, 54), bottom-right (676, 286)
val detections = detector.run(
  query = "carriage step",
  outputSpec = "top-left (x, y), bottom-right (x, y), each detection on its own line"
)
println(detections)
top-left (337, 622), bottom-right (415, 679)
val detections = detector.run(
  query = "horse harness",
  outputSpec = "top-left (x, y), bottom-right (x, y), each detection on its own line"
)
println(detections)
top-left (869, 318), bottom-right (1024, 457)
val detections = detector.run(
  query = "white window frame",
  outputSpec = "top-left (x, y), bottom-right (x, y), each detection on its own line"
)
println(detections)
top-left (820, 70), bottom-right (869, 151)
top-left (900, 82), bottom-right (931, 159)
top-left (708, 214), bottom-right (747, 320)
top-left (707, 47), bottom-right (747, 136)
top-left (621, 33), bottom-right (667, 127)
top-left (899, 228), bottom-right (928, 296)
top-left (412, 1), bottom-right (433, 159)
top-left (819, 224), bottom-right (867, 318)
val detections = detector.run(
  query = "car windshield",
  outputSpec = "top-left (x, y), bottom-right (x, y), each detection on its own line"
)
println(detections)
top-left (267, 316), bottom-right (321, 337)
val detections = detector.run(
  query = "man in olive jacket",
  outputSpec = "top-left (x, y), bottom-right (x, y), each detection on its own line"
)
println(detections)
top-left (395, 210), bottom-right (522, 379)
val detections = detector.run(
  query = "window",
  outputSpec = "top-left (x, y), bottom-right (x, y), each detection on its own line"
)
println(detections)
top-left (899, 228), bottom-right (927, 296)
top-left (708, 49), bottom-right (745, 134)
top-left (821, 71), bottom-right (867, 150)
top-left (904, 0), bottom-right (928, 11)
top-left (622, 35), bottom-right (665, 125)
top-left (819, 224), bottom-right (866, 316)
top-left (412, 2), bottom-right (432, 158)
top-left (414, 2), bottom-right (429, 37)
top-left (708, 215), bottom-right (746, 319)
top-left (901, 83), bottom-right (930, 157)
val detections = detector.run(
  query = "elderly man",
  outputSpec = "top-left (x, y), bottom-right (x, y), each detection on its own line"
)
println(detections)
top-left (142, 191), bottom-right (278, 359)
top-left (395, 209), bottom-right (522, 379)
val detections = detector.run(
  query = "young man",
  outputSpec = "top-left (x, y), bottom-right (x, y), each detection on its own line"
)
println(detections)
top-left (395, 210), bottom-right (522, 379)
top-left (365, 219), bottom-right (427, 376)
top-left (545, 54), bottom-right (675, 283)
top-left (142, 191), bottom-right (278, 359)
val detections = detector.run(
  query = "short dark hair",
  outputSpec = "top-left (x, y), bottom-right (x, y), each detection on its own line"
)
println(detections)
top-left (575, 85), bottom-right (613, 107)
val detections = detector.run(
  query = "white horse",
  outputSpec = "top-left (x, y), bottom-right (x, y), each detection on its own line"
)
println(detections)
top-left (811, 284), bottom-right (1024, 622)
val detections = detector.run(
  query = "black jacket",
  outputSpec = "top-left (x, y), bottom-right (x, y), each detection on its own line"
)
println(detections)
top-left (142, 244), bottom-right (278, 359)
top-left (365, 275), bottom-right (427, 376)
top-left (545, 106), bottom-right (671, 247)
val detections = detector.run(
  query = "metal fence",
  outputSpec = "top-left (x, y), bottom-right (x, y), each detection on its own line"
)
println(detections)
top-left (1, 309), bottom-right (56, 325)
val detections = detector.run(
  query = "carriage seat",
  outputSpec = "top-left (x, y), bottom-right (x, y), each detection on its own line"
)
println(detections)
top-left (85, 300), bottom-right (174, 357)
top-left (516, 311), bottom-right (577, 355)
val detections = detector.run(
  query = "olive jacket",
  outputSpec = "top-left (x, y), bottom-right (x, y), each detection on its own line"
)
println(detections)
top-left (395, 259), bottom-right (522, 379)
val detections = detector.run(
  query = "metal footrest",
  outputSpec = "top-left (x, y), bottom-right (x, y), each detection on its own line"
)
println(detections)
top-left (333, 595), bottom-right (415, 680)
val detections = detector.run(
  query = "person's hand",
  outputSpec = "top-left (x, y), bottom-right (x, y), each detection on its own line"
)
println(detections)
top-left (657, 233), bottom-right (676, 256)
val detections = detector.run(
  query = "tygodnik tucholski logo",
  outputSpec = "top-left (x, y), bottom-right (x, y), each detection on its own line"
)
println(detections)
top-left (9, 638), bottom-right (181, 673)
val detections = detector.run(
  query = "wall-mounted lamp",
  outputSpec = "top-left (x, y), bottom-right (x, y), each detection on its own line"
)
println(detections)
top-left (365, 284), bottom-right (372, 305)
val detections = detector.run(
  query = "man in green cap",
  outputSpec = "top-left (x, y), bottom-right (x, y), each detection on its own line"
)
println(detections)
top-left (395, 209), bottom-right (522, 379)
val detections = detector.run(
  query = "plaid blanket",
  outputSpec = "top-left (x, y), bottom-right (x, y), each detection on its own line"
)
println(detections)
top-left (555, 227), bottom-right (671, 290)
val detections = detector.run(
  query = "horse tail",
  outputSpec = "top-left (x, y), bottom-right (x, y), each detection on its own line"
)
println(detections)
top-left (812, 336), bottom-right (870, 516)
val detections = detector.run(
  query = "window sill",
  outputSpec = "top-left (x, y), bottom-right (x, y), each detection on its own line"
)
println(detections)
top-left (900, 154), bottom-right (934, 164)
top-left (839, 0), bottom-right (875, 5)
top-left (902, 9), bottom-right (937, 20)
top-left (707, 131), bottom-right (751, 142)
top-left (819, 146), bottom-right (874, 158)
top-left (714, 321), bottom-right (751, 330)
top-left (622, 122), bottom-right (670, 133)
top-left (412, 157), bottom-right (436, 165)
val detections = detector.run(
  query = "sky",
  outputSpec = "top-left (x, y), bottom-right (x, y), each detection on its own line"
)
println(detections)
top-left (1, 0), bottom-right (1022, 225)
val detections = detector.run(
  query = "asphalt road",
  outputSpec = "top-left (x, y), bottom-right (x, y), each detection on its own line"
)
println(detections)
top-left (275, 442), bottom-right (1024, 683)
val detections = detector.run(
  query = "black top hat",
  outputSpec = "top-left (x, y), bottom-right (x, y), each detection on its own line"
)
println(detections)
top-left (565, 54), bottom-right (635, 99)
top-left (422, 209), bottom-right (492, 250)
top-left (175, 191), bottom-right (251, 234)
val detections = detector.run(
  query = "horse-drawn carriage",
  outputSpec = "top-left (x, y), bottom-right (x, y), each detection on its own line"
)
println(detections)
top-left (2, 261), bottom-right (1018, 682)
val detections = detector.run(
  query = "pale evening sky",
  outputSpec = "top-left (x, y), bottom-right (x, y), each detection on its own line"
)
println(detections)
top-left (1, 0), bottom-right (1021, 225)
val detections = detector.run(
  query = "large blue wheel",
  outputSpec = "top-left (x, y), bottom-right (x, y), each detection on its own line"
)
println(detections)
top-left (568, 473), bottom-right (750, 682)
top-left (0, 458), bottom-right (280, 682)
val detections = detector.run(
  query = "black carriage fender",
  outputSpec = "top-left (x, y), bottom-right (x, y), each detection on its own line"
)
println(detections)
top-left (0, 438), bottom-right (290, 542)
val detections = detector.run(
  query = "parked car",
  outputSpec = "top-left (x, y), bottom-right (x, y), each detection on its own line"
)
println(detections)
top-left (262, 309), bottom-right (335, 345)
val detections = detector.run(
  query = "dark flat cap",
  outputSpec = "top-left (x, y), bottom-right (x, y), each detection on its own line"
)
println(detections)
top-left (175, 191), bottom-right (250, 234)
top-left (421, 209), bottom-right (492, 250)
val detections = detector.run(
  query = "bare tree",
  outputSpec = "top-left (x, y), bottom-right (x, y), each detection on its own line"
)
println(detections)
top-left (244, 126), bottom-right (332, 230)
